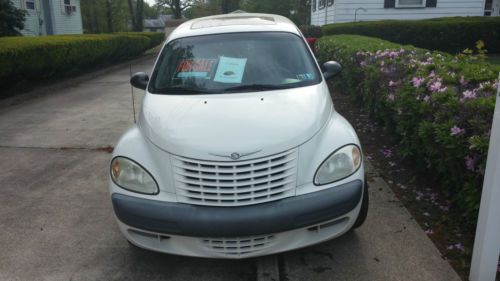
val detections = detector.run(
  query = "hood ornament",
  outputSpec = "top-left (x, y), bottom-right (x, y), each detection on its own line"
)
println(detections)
top-left (209, 150), bottom-right (262, 160)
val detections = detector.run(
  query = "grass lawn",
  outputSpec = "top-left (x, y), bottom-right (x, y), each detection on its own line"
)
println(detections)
top-left (488, 54), bottom-right (500, 65)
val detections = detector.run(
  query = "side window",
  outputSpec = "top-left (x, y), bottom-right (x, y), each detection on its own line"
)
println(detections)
top-left (319, 0), bottom-right (326, 9)
top-left (64, 0), bottom-right (71, 4)
top-left (396, 0), bottom-right (425, 8)
top-left (25, 0), bottom-right (35, 10)
top-left (327, 0), bottom-right (334, 6)
top-left (312, 0), bottom-right (316, 12)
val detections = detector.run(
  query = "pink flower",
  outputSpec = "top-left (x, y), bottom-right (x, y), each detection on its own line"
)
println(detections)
top-left (438, 86), bottom-right (448, 93)
top-left (439, 205), bottom-right (450, 212)
top-left (450, 126), bottom-right (465, 136)
top-left (459, 76), bottom-right (467, 85)
top-left (412, 77), bottom-right (424, 87)
top-left (425, 229), bottom-right (434, 235)
top-left (423, 95), bottom-right (431, 102)
top-left (462, 90), bottom-right (476, 100)
top-left (381, 149), bottom-right (392, 157)
top-left (464, 155), bottom-right (476, 171)
top-left (429, 81), bottom-right (443, 92)
top-left (447, 243), bottom-right (464, 251)
top-left (428, 70), bottom-right (436, 78)
top-left (387, 93), bottom-right (395, 101)
top-left (380, 61), bottom-right (385, 66)
top-left (389, 80), bottom-right (396, 87)
top-left (389, 51), bottom-right (399, 58)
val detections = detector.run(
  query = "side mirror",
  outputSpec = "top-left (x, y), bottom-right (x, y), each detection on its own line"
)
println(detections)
top-left (322, 61), bottom-right (342, 80)
top-left (130, 72), bottom-right (149, 90)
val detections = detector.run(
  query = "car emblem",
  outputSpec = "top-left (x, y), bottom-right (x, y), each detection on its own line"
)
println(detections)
top-left (209, 150), bottom-right (262, 160)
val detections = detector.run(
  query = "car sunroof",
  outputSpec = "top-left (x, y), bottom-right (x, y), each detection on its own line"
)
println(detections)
top-left (191, 16), bottom-right (276, 29)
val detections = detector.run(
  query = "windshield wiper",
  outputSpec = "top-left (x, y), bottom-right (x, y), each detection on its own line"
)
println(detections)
top-left (156, 87), bottom-right (213, 94)
top-left (222, 84), bottom-right (287, 92)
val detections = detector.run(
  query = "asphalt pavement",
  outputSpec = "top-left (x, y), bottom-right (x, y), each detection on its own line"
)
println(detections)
top-left (0, 55), bottom-right (461, 281)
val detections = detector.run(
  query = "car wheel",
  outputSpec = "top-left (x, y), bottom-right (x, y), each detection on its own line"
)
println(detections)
top-left (352, 181), bottom-right (369, 229)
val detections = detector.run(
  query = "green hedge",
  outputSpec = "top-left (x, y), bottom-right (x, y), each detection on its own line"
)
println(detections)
top-left (114, 32), bottom-right (165, 48)
top-left (322, 17), bottom-right (500, 54)
top-left (316, 35), bottom-right (500, 222)
top-left (0, 34), bottom-right (157, 94)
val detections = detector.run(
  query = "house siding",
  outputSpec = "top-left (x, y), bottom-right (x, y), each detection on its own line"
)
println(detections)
top-left (50, 0), bottom-right (83, 34)
top-left (11, 0), bottom-right (45, 36)
top-left (11, 0), bottom-right (82, 35)
top-left (311, 0), bottom-right (485, 25)
top-left (311, 2), bottom-right (336, 26)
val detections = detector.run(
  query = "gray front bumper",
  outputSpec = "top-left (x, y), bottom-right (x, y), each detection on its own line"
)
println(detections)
top-left (112, 180), bottom-right (363, 237)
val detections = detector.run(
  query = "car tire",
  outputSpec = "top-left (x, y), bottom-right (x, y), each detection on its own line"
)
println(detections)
top-left (352, 181), bottom-right (369, 229)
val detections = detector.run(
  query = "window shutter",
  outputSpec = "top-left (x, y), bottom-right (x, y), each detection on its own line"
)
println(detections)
top-left (384, 0), bottom-right (396, 8)
top-left (426, 0), bottom-right (437, 7)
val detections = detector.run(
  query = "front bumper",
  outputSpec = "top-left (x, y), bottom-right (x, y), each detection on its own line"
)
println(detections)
top-left (112, 180), bottom-right (362, 237)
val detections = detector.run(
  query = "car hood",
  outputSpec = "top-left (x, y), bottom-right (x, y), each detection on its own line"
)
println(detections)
top-left (138, 84), bottom-right (332, 161)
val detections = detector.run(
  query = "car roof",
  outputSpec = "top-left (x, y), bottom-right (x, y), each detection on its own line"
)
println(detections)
top-left (167, 13), bottom-right (301, 42)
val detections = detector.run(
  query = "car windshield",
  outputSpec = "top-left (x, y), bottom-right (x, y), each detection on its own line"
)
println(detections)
top-left (148, 32), bottom-right (321, 94)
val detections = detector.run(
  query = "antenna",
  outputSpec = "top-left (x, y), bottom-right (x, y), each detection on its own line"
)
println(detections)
top-left (129, 64), bottom-right (137, 123)
top-left (127, 18), bottom-right (136, 124)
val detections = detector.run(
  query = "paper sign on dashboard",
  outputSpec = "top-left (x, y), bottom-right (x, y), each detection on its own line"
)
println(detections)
top-left (214, 56), bottom-right (247, 83)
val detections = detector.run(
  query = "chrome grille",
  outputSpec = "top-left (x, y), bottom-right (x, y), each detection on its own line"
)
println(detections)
top-left (202, 235), bottom-right (275, 256)
top-left (172, 149), bottom-right (297, 206)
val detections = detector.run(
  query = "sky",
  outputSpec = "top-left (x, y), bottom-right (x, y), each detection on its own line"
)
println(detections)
top-left (144, 0), bottom-right (156, 6)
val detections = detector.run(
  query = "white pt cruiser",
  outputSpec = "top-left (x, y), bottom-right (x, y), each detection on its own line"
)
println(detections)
top-left (110, 13), bottom-right (368, 259)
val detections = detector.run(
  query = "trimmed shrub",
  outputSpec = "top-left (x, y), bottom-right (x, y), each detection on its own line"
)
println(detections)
top-left (322, 17), bottom-right (500, 54)
top-left (316, 35), bottom-right (499, 222)
top-left (0, 34), bottom-right (151, 94)
top-left (114, 32), bottom-right (165, 48)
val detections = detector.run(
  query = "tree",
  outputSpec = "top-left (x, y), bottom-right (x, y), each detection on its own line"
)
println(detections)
top-left (156, 0), bottom-right (193, 19)
top-left (220, 0), bottom-right (239, 13)
top-left (0, 0), bottom-right (27, 36)
top-left (184, 0), bottom-right (221, 19)
top-left (241, 0), bottom-right (310, 26)
top-left (81, 0), bottom-right (130, 33)
top-left (127, 0), bottom-right (144, 31)
top-left (241, 0), bottom-right (292, 18)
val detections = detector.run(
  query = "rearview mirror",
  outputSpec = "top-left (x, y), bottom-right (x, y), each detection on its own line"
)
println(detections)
top-left (130, 72), bottom-right (149, 90)
top-left (322, 61), bottom-right (342, 80)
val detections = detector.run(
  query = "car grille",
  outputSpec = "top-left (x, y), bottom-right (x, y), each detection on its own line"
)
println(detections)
top-left (201, 235), bottom-right (275, 256)
top-left (171, 149), bottom-right (298, 206)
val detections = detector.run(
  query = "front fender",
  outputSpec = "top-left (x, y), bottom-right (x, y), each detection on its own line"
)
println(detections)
top-left (296, 109), bottom-right (364, 195)
top-left (111, 125), bottom-right (176, 197)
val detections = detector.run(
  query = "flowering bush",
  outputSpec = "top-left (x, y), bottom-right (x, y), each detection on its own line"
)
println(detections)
top-left (316, 35), bottom-right (500, 222)
top-left (299, 25), bottom-right (322, 38)
top-left (305, 37), bottom-right (317, 51)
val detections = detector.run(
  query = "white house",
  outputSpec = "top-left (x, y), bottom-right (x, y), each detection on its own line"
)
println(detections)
top-left (11, 0), bottom-right (83, 36)
top-left (311, 0), bottom-right (500, 25)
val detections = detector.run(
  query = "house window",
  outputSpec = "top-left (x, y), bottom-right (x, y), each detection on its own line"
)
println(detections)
top-left (319, 0), bottom-right (326, 9)
top-left (396, 0), bottom-right (426, 8)
top-left (327, 0), bottom-right (334, 6)
top-left (25, 0), bottom-right (35, 10)
top-left (64, 0), bottom-right (71, 4)
top-left (312, 0), bottom-right (316, 11)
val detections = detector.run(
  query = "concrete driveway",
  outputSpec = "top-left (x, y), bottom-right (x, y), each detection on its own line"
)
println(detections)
top-left (0, 55), bottom-right (461, 281)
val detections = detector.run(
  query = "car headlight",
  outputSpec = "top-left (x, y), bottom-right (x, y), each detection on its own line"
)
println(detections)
top-left (110, 157), bottom-right (159, 195)
top-left (314, 144), bottom-right (362, 185)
